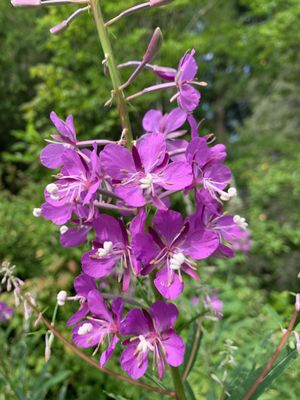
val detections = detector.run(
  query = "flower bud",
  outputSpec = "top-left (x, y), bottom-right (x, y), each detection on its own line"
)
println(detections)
top-left (33, 208), bottom-right (42, 218)
top-left (50, 21), bottom-right (68, 35)
top-left (11, 0), bottom-right (41, 6)
top-left (150, 0), bottom-right (172, 7)
top-left (57, 290), bottom-right (68, 306)
top-left (295, 293), bottom-right (300, 312)
top-left (143, 27), bottom-right (163, 64)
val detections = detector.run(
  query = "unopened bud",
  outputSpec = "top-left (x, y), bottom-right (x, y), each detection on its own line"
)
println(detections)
top-left (50, 20), bottom-right (68, 35)
top-left (143, 27), bottom-right (163, 64)
top-left (33, 208), bottom-right (42, 218)
top-left (11, 0), bottom-right (41, 6)
top-left (149, 0), bottom-right (172, 7)
top-left (295, 293), bottom-right (300, 312)
top-left (57, 290), bottom-right (68, 306)
top-left (293, 331), bottom-right (300, 355)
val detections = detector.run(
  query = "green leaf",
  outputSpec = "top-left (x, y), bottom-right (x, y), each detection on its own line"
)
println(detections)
top-left (227, 349), bottom-right (298, 400)
top-left (182, 320), bottom-right (203, 379)
top-left (102, 391), bottom-right (130, 400)
top-left (247, 349), bottom-right (298, 400)
top-left (184, 380), bottom-right (197, 400)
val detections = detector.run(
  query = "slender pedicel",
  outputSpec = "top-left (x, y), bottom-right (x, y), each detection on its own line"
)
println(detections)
top-left (50, 6), bottom-right (90, 35)
top-left (126, 82), bottom-right (177, 101)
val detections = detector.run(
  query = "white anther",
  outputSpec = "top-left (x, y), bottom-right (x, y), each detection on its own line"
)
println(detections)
top-left (33, 208), bottom-right (42, 217)
top-left (57, 290), bottom-right (68, 306)
top-left (97, 241), bottom-right (113, 258)
top-left (140, 173), bottom-right (153, 190)
top-left (137, 335), bottom-right (154, 353)
top-left (228, 187), bottom-right (237, 197)
top-left (233, 215), bottom-right (248, 230)
top-left (170, 252), bottom-right (186, 270)
top-left (46, 183), bottom-right (58, 195)
top-left (220, 187), bottom-right (237, 202)
top-left (60, 225), bottom-right (69, 235)
top-left (78, 322), bottom-right (93, 335)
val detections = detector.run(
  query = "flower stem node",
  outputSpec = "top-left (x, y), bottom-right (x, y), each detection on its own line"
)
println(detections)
top-left (57, 290), bottom-right (68, 306)
top-left (33, 208), bottom-right (42, 218)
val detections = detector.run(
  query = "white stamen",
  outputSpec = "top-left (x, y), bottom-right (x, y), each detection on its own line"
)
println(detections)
top-left (97, 241), bottom-right (113, 258)
top-left (170, 252), bottom-right (186, 270)
top-left (57, 290), bottom-right (68, 306)
top-left (46, 183), bottom-right (58, 195)
top-left (233, 215), bottom-right (248, 230)
top-left (33, 207), bottom-right (42, 217)
top-left (60, 225), bottom-right (69, 235)
top-left (78, 322), bottom-right (93, 335)
top-left (220, 187), bottom-right (237, 201)
top-left (137, 335), bottom-right (154, 353)
top-left (140, 173), bottom-right (153, 190)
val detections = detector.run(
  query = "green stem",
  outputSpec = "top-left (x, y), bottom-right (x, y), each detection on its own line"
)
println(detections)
top-left (90, 0), bottom-right (133, 148)
top-left (149, 273), bottom-right (187, 400)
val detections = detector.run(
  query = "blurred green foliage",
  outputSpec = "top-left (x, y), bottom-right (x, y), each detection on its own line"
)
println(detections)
top-left (1, 0), bottom-right (300, 398)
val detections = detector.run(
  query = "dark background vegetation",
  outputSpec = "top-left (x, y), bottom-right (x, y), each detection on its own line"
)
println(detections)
top-left (0, 0), bottom-right (300, 399)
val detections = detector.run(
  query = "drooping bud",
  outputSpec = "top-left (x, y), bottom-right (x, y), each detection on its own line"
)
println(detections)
top-left (50, 20), bottom-right (68, 35)
top-left (33, 208), bottom-right (42, 218)
top-left (142, 27), bottom-right (163, 64)
top-left (11, 0), bottom-right (41, 7)
top-left (295, 293), bottom-right (300, 312)
top-left (149, 0), bottom-right (172, 7)
top-left (57, 290), bottom-right (68, 306)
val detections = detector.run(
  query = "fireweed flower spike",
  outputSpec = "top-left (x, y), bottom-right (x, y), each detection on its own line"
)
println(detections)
top-left (133, 210), bottom-right (219, 299)
top-left (73, 290), bottom-right (123, 367)
top-left (120, 301), bottom-right (184, 379)
top-left (101, 133), bottom-right (193, 209)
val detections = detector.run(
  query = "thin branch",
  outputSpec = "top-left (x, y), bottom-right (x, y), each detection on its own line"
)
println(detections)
top-left (242, 309), bottom-right (299, 400)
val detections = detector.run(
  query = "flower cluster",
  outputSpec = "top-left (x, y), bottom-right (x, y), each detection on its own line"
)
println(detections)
top-left (12, 0), bottom-right (248, 382)
top-left (31, 48), bottom-right (249, 379)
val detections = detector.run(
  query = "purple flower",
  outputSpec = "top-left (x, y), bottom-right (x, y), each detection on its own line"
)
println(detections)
top-left (40, 112), bottom-right (77, 169)
top-left (204, 293), bottom-right (223, 319)
top-left (101, 133), bottom-right (193, 209)
top-left (133, 210), bottom-right (219, 299)
top-left (120, 301), bottom-right (184, 379)
top-left (154, 50), bottom-right (205, 112)
top-left (0, 301), bottom-right (14, 323)
top-left (42, 146), bottom-right (101, 224)
top-left (72, 290), bottom-right (123, 367)
top-left (59, 205), bottom-right (99, 247)
top-left (67, 273), bottom-right (97, 326)
top-left (142, 108), bottom-right (187, 138)
top-left (186, 137), bottom-right (234, 202)
top-left (82, 211), bottom-right (146, 291)
top-left (188, 190), bottom-right (245, 258)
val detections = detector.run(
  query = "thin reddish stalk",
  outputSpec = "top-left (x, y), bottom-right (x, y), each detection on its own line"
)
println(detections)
top-left (26, 297), bottom-right (175, 397)
top-left (243, 309), bottom-right (298, 400)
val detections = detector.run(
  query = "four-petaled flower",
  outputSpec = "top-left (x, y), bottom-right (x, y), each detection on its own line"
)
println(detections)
top-left (120, 301), bottom-right (184, 379)
top-left (73, 290), bottom-right (123, 367)
top-left (101, 133), bottom-right (193, 209)
top-left (40, 112), bottom-right (77, 169)
top-left (133, 210), bottom-right (219, 299)
top-left (82, 211), bottom-right (146, 291)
